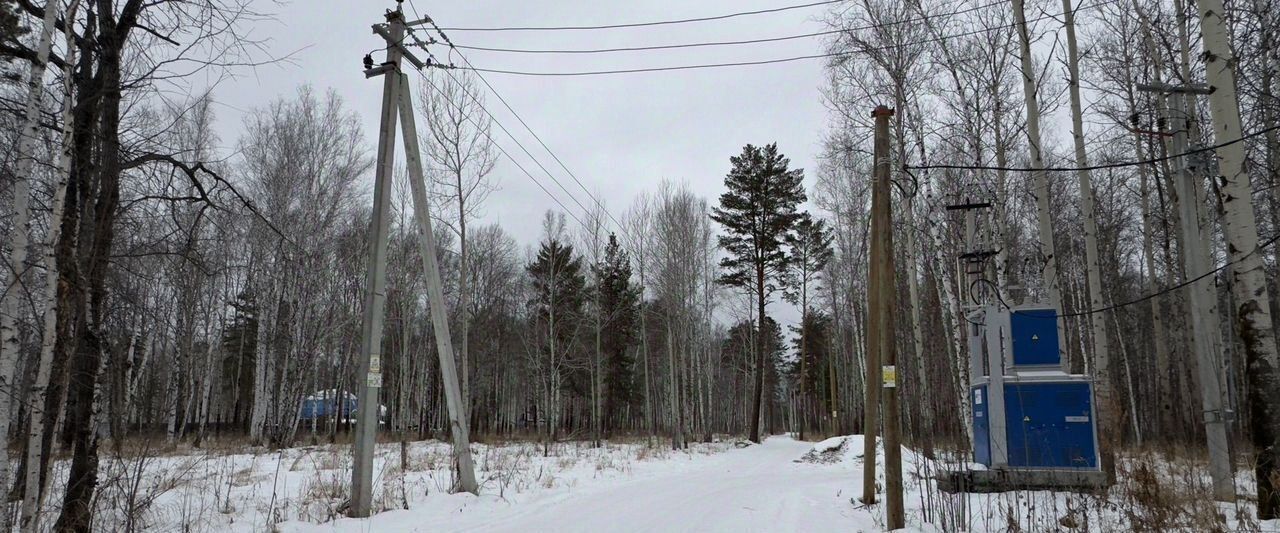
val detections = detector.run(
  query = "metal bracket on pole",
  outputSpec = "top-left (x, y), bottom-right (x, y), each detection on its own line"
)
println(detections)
top-left (372, 23), bottom-right (426, 70)
top-left (1136, 82), bottom-right (1213, 95)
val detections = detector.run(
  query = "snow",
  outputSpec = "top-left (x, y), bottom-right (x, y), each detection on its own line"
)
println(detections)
top-left (59, 435), bottom-right (1280, 532)
top-left (812, 436), bottom-right (847, 453)
top-left (281, 437), bottom-right (885, 533)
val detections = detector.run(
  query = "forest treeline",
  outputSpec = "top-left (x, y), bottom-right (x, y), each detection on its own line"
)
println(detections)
top-left (1, 0), bottom-right (1279, 529)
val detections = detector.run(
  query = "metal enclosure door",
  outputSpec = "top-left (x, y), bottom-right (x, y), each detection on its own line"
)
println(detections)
top-left (1009, 308), bottom-right (1060, 366)
top-left (972, 385), bottom-right (991, 466)
top-left (1004, 381), bottom-right (1097, 468)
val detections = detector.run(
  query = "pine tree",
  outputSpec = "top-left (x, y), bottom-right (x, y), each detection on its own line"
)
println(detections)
top-left (711, 143), bottom-right (807, 443)
top-left (784, 214), bottom-right (832, 439)
top-left (594, 234), bottom-right (640, 435)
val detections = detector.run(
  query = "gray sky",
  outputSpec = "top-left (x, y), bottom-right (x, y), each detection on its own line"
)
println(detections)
top-left (210, 1), bottom-right (834, 327)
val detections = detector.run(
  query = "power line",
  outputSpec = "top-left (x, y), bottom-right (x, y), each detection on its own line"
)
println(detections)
top-left (451, 0), bottom-right (1118, 76)
top-left (466, 51), bottom-right (837, 77)
top-left (1024, 231), bottom-right (1280, 319)
top-left (444, 47), bottom-right (636, 245)
top-left (907, 124), bottom-right (1280, 174)
top-left (434, 0), bottom-right (843, 32)
top-left (406, 2), bottom-right (640, 249)
top-left (404, 2), bottom-right (605, 231)
top-left (451, 29), bottom-right (843, 55)
top-left (416, 73), bottom-right (591, 231)
top-left (410, 1), bottom-right (645, 254)
top-left (442, 0), bottom-right (1007, 55)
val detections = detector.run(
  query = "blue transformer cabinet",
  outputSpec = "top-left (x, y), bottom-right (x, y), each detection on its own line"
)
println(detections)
top-left (951, 304), bottom-right (1106, 491)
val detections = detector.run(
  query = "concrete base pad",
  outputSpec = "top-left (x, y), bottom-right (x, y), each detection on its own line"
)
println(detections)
top-left (937, 468), bottom-right (1110, 493)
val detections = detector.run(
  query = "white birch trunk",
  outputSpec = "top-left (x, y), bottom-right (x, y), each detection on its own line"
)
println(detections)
top-left (1064, 0), bottom-right (1117, 453)
top-left (0, 2), bottom-right (62, 515)
top-left (249, 288), bottom-right (272, 444)
top-left (20, 4), bottom-right (80, 522)
top-left (1012, 0), bottom-right (1063, 325)
top-left (1198, 0), bottom-right (1280, 516)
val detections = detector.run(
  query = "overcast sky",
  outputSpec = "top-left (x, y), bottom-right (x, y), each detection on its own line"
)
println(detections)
top-left (207, 1), bottom-right (834, 326)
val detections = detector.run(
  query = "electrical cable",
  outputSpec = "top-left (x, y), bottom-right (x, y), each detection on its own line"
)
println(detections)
top-left (434, 0), bottom-right (844, 32)
top-left (450, 0), bottom-right (1118, 76)
top-left (406, 2), bottom-right (649, 255)
top-left (443, 49), bottom-right (638, 248)
top-left (442, 0), bottom-right (1007, 55)
top-left (408, 2), bottom-right (647, 255)
top-left (908, 124), bottom-right (1280, 174)
top-left (453, 29), bottom-right (845, 55)
top-left (1006, 231), bottom-right (1280, 320)
top-left (406, 2), bottom-right (607, 233)
top-left (414, 72), bottom-right (591, 231)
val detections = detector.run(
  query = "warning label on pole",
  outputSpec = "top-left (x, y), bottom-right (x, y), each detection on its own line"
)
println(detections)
top-left (882, 365), bottom-right (897, 388)
top-left (367, 372), bottom-right (382, 387)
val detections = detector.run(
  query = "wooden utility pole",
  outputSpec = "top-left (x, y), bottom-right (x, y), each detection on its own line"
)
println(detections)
top-left (860, 124), bottom-right (883, 507)
top-left (1197, 0), bottom-right (1280, 518)
top-left (352, 6), bottom-right (477, 518)
top-left (864, 105), bottom-right (903, 529)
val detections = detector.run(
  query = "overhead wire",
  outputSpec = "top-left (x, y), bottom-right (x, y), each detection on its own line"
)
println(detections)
top-left (444, 0), bottom-right (1118, 76)
top-left (408, 1), bottom-right (647, 255)
top-left (415, 72), bottom-right (591, 231)
top-left (998, 230), bottom-right (1280, 320)
top-left (403, 1), bottom-right (604, 235)
top-left (907, 124), bottom-right (1280, 174)
top-left (444, 0), bottom-right (1007, 55)
top-left (447, 50), bottom-right (639, 249)
top-left (434, 0), bottom-right (844, 32)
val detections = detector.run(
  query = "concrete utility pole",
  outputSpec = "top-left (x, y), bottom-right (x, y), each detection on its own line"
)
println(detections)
top-left (397, 74), bottom-right (478, 495)
top-left (1139, 82), bottom-right (1235, 501)
top-left (350, 9), bottom-right (404, 517)
top-left (351, 6), bottom-right (477, 518)
top-left (867, 105), bottom-right (904, 529)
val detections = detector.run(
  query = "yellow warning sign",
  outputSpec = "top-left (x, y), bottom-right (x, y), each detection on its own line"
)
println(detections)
top-left (882, 365), bottom-right (897, 388)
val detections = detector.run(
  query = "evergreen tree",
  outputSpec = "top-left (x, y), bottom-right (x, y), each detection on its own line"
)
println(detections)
top-left (784, 214), bottom-right (833, 439)
top-left (721, 316), bottom-right (787, 434)
top-left (220, 290), bottom-right (258, 431)
top-left (710, 143), bottom-right (806, 443)
top-left (594, 234), bottom-right (640, 434)
top-left (526, 220), bottom-right (587, 442)
top-left (788, 310), bottom-right (832, 436)
top-left (760, 316), bottom-right (787, 435)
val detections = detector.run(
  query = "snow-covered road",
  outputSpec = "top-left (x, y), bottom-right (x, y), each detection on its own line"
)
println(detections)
top-left (472, 437), bottom-right (864, 532)
top-left (269, 433), bottom-right (1280, 532)
top-left (284, 436), bottom-right (883, 533)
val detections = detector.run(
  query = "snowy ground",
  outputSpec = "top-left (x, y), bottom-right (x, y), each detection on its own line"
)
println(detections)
top-left (53, 435), bottom-right (1280, 532)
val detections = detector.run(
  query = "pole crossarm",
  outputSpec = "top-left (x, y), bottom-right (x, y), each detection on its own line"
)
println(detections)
top-left (373, 22), bottom-right (426, 70)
